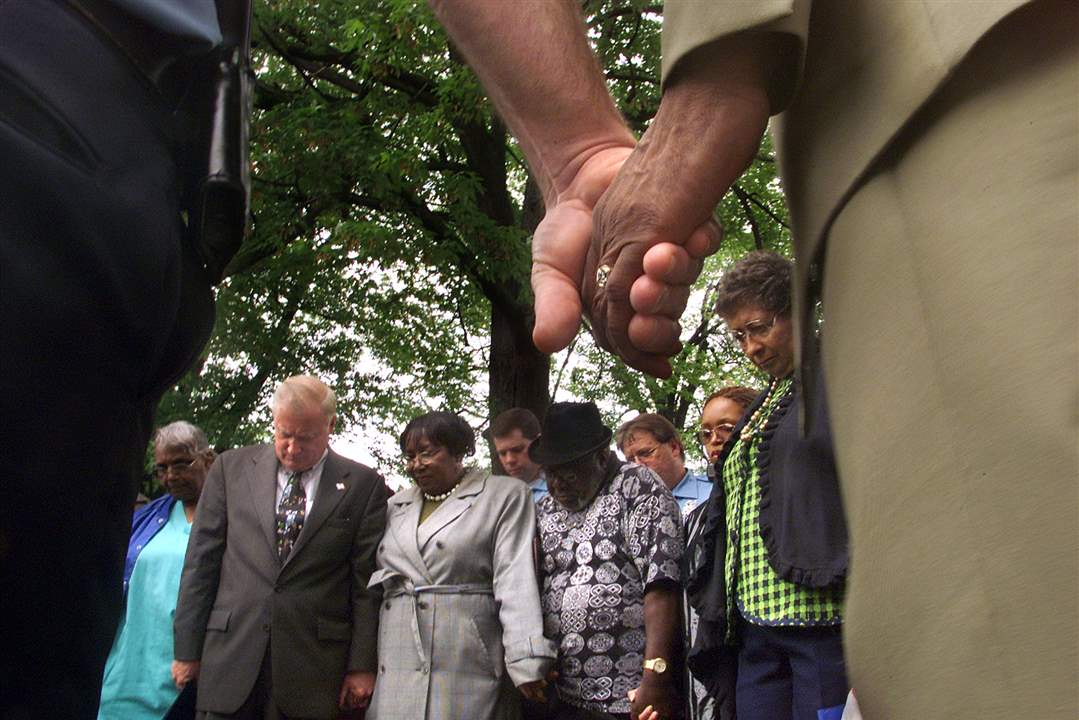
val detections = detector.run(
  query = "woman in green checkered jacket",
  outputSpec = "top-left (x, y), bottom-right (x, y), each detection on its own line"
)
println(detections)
top-left (684, 252), bottom-right (850, 720)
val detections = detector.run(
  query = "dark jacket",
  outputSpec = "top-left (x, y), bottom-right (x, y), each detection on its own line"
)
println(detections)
top-left (686, 366), bottom-right (848, 699)
top-left (174, 445), bottom-right (389, 719)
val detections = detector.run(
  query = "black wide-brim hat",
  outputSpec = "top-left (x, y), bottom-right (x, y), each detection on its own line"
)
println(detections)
top-left (529, 401), bottom-right (613, 467)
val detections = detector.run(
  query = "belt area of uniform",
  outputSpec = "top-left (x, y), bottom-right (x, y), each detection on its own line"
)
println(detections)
top-left (68, 0), bottom-right (201, 107)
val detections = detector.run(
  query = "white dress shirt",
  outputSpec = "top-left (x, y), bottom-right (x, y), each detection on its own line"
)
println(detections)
top-left (275, 449), bottom-right (329, 517)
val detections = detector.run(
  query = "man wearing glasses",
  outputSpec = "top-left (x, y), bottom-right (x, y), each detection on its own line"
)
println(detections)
top-left (617, 414), bottom-right (711, 517)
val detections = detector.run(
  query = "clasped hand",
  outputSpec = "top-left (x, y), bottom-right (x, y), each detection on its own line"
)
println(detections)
top-left (530, 139), bottom-right (721, 378)
top-left (628, 672), bottom-right (681, 720)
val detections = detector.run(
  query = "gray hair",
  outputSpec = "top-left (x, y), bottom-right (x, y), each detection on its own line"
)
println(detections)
top-left (272, 375), bottom-right (336, 418)
top-left (715, 251), bottom-right (793, 319)
top-left (154, 421), bottom-right (210, 455)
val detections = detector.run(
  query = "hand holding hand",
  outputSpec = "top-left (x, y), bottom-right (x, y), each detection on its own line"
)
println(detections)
top-left (629, 688), bottom-right (661, 720)
top-left (530, 146), bottom-right (632, 359)
top-left (518, 669), bottom-right (558, 703)
top-left (171, 660), bottom-right (200, 690)
top-left (628, 673), bottom-right (681, 720)
top-left (518, 678), bottom-right (548, 702)
top-left (532, 35), bottom-right (780, 378)
top-left (338, 670), bottom-right (375, 710)
top-left (530, 142), bottom-right (720, 378)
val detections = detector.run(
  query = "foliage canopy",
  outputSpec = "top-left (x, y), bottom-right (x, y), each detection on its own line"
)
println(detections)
top-left (152, 0), bottom-right (791, 491)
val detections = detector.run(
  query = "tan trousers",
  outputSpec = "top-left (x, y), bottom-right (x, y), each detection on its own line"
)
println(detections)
top-left (820, 5), bottom-right (1078, 719)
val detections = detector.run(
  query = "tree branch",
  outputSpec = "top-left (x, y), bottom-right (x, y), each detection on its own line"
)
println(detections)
top-left (735, 184), bottom-right (789, 229)
top-left (551, 332), bottom-right (581, 401)
top-left (732, 185), bottom-right (764, 250)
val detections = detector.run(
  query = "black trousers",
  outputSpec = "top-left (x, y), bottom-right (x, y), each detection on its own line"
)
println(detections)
top-left (0, 2), bottom-right (215, 717)
top-left (734, 620), bottom-right (847, 720)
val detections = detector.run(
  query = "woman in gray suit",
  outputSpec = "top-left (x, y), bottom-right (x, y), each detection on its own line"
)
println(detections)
top-left (367, 412), bottom-right (556, 720)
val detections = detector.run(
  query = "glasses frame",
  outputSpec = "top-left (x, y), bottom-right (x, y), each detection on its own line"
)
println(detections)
top-left (729, 314), bottom-right (778, 346)
top-left (403, 447), bottom-right (442, 468)
top-left (624, 444), bottom-right (661, 464)
top-left (153, 458), bottom-right (197, 478)
top-left (698, 424), bottom-right (736, 443)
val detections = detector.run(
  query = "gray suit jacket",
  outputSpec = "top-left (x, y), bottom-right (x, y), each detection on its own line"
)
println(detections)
top-left (174, 444), bottom-right (388, 718)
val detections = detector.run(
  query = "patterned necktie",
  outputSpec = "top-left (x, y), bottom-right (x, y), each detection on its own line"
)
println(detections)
top-left (276, 471), bottom-right (306, 561)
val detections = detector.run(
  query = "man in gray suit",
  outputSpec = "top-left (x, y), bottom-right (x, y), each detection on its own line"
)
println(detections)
top-left (173, 375), bottom-right (389, 719)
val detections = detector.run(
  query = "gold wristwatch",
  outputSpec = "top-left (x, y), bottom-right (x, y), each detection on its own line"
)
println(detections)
top-left (643, 657), bottom-right (668, 674)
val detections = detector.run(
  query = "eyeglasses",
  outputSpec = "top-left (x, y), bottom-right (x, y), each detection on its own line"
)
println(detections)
top-left (624, 445), bottom-right (660, 463)
top-left (699, 424), bottom-right (736, 443)
top-left (729, 315), bottom-right (777, 346)
top-left (154, 459), bottom-right (196, 477)
top-left (403, 447), bottom-right (442, 466)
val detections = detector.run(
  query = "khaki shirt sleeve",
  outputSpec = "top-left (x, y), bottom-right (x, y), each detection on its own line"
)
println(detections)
top-left (661, 0), bottom-right (811, 112)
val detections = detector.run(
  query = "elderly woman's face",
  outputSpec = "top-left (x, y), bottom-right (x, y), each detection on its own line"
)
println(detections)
top-left (404, 434), bottom-right (464, 495)
top-left (154, 445), bottom-right (210, 503)
top-left (724, 304), bottom-right (795, 378)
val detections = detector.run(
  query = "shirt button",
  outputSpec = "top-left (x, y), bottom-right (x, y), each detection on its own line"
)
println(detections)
top-left (379, 544), bottom-right (385, 553)
top-left (158, 518), bottom-right (164, 524)
top-left (385, 601), bottom-right (391, 610)
top-left (380, 665), bottom-right (385, 674)
top-left (435, 541), bottom-right (444, 549)
top-left (422, 666), bottom-right (429, 674)
top-left (136, 545), bottom-right (142, 550)
top-left (417, 601), bottom-right (428, 610)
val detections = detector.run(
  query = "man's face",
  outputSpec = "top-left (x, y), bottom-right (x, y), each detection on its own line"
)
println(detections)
top-left (545, 450), bottom-right (608, 512)
top-left (274, 404), bottom-right (334, 472)
top-left (492, 428), bottom-right (540, 482)
top-left (621, 430), bottom-right (685, 491)
top-left (154, 445), bottom-right (211, 504)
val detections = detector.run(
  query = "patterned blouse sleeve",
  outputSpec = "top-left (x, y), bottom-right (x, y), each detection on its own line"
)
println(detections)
top-left (624, 466), bottom-right (685, 588)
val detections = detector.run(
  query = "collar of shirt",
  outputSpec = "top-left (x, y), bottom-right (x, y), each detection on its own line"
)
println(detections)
top-left (671, 469), bottom-right (712, 516)
top-left (276, 449), bottom-right (329, 516)
top-left (528, 472), bottom-right (549, 502)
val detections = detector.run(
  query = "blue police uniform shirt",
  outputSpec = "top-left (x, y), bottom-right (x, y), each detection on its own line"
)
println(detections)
top-left (528, 473), bottom-right (549, 503)
top-left (670, 469), bottom-right (712, 517)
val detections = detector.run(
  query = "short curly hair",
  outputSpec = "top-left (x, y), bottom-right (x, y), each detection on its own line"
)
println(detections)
top-left (714, 251), bottom-right (793, 319)
top-left (399, 411), bottom-right (476, 459)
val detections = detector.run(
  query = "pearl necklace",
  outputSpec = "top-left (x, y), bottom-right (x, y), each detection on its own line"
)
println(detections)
top-left (738, 377), bottom-right (781, 442)
top-left (422, 479), bottom-right (462, 502)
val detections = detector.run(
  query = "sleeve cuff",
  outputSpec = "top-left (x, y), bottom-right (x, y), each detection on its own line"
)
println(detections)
top-left (504, 635), bottom-right (558, 686)
top-left (661, 0), bottom-right (810, 111)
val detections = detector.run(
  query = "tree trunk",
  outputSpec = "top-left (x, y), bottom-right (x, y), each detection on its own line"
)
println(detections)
top-left (486, 175), bottom-right (550, 474)
top-left (488, 299), bottom-right (550, 455)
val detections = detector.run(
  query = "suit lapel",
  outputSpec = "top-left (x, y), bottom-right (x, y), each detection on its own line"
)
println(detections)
top-left (284, 450), bottom-right (349, 567)
top-left (415, 469), bottom-right (486, 552)
top-left (247, 445), bottom-right (279, 560)
top-left (389, 488), bottom-right (432, 583)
